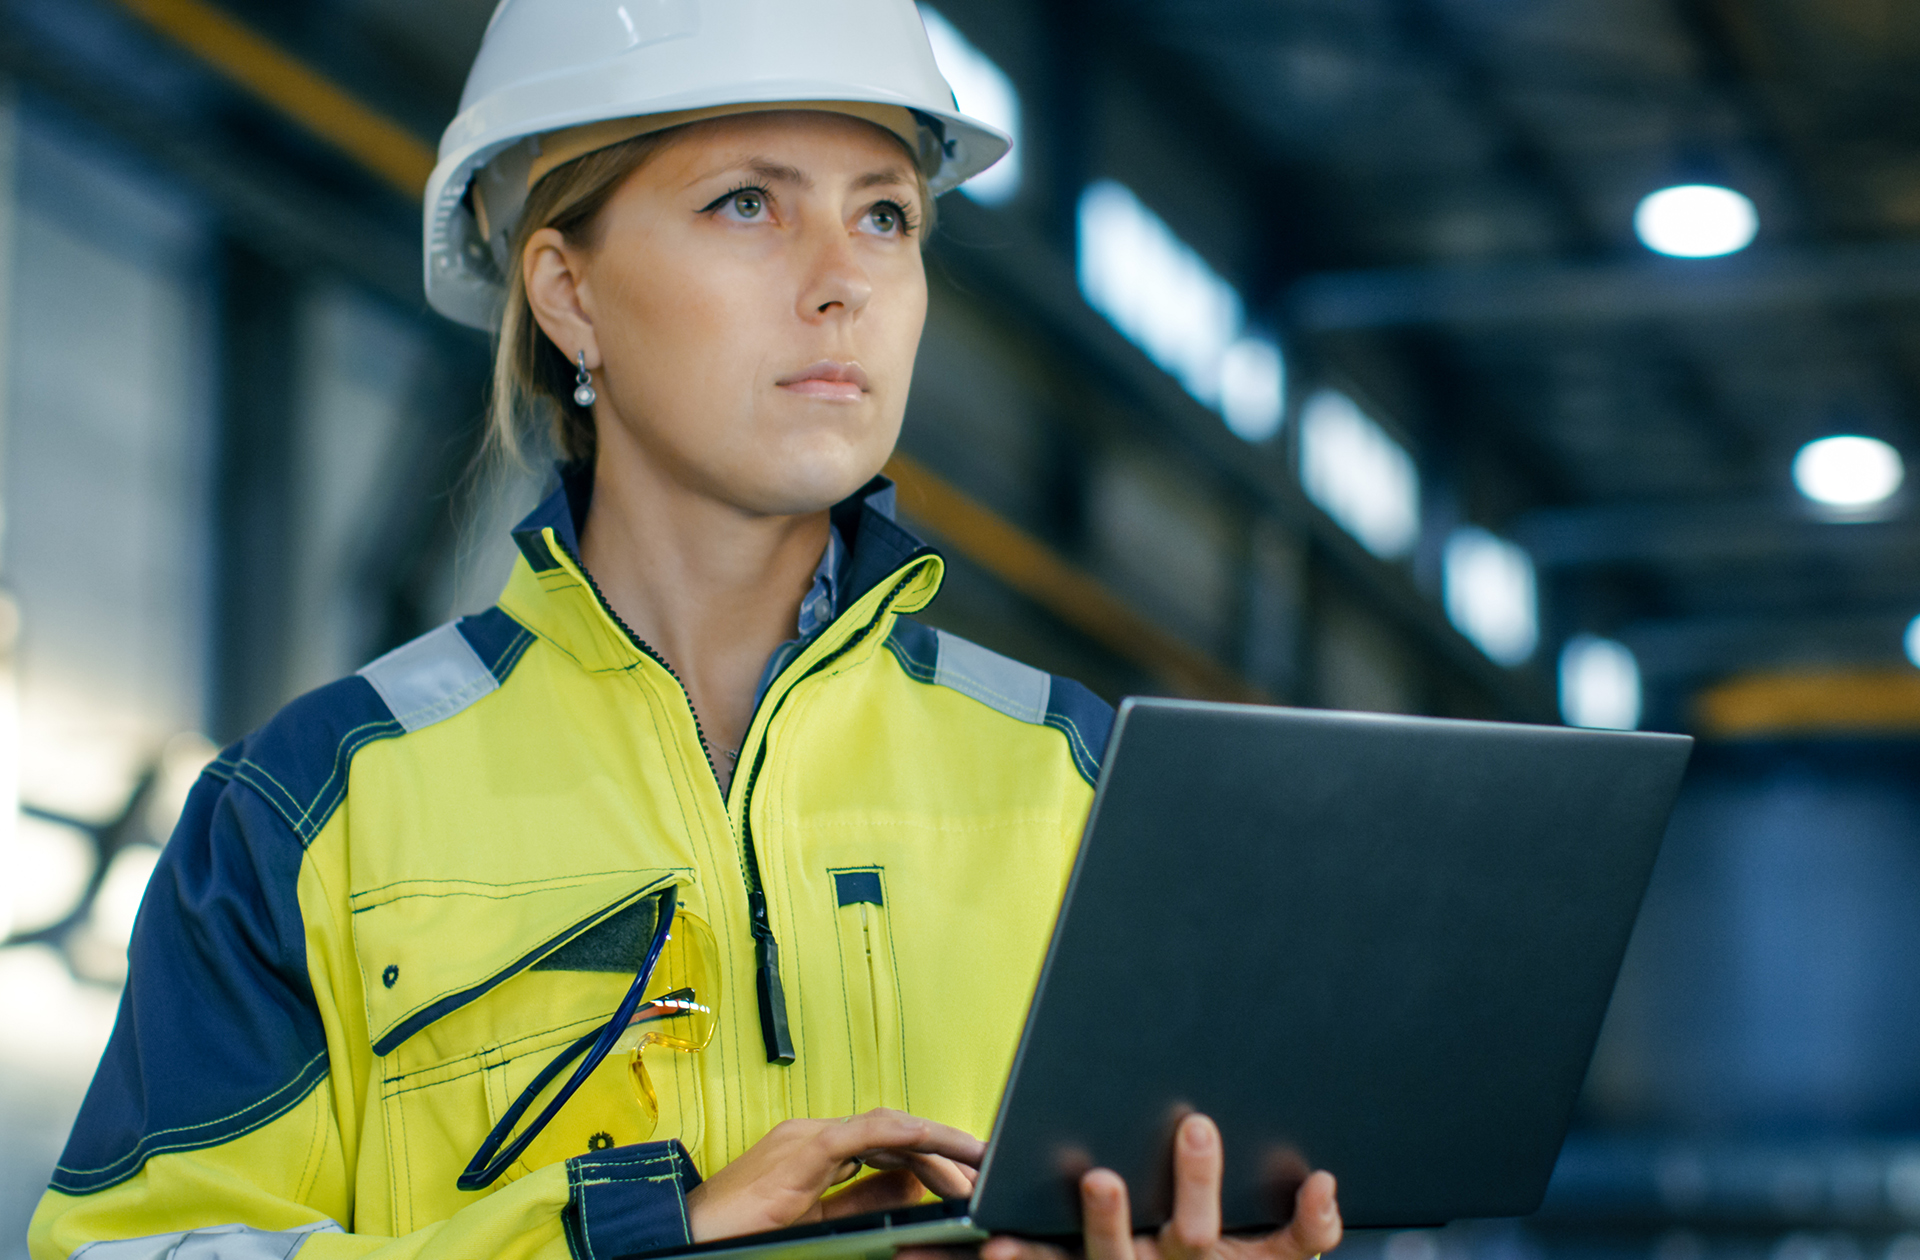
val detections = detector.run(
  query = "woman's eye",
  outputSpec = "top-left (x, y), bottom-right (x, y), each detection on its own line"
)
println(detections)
top-left (861, 201), bottom-right (910, 236)
top-left (720, 189), bottom-right (767, 221)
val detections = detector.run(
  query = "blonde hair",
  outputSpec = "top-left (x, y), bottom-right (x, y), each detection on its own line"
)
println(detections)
top-left (486, 121), bottom-right (935, 469)
top-left (488, 132), bottom-right (674, 467)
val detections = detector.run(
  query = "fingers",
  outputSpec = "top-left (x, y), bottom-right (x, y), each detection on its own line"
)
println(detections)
top-left (820, 1168), bottom-right (930, 1219)
top-left (1161, 1114), bottom-right (1224, 1260)
top-left (1266, 1171), bottom-right (1341, 1260)
top-left (824, 1109), bottom-right (988, 1169)
top-left (1080, 1168), bottom-right (1135, 1260)
top-left (903, 1150), bottom-right (979, 1199)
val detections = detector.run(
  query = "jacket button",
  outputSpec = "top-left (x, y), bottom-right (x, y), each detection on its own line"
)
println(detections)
top-left (382, 965), bottom-right (399, 988)
top-left (588, 1132), bottom-right (613, 1152)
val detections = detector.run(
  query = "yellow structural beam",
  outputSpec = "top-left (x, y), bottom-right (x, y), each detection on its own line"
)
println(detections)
top-left (108, 0), bottom-right (437, 197)
top-left (104, 0), bottom-right (1263, 703)
top-left (1697, 667), bottom-right (1920, 738)
top-left (885, 454), bottom-right (1264, 702)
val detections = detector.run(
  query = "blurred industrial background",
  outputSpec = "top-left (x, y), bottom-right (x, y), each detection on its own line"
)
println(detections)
top-left (4, 0), bottom-right (1920, 1256)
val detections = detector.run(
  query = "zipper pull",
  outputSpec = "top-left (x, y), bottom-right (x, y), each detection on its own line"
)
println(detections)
top-left (748, 888), bottom-right (796, 1064)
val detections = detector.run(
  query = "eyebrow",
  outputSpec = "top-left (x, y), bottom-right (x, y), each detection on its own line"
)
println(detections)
top-left (691, 157), bottom-right (917, 194)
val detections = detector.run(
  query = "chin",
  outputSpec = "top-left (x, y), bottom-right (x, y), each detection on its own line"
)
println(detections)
top-left (720, 453), bottom-right (890, 518)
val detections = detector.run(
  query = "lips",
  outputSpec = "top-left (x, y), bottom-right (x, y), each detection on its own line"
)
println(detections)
top-left (776, 360), bottom-right (870, 400)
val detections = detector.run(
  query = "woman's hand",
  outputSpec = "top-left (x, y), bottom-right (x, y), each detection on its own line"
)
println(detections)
top-left (905, 1114), bottom-right (1342, 1260)
top-left (685, 1108), bottom-right (985, 1242)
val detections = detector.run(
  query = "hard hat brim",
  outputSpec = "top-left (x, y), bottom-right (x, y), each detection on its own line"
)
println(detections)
top-left (423, 82), bottom-right (1009, 330)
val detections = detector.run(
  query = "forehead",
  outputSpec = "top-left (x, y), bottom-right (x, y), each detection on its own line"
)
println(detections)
top-left (649, 110), bottom-right (922, 183)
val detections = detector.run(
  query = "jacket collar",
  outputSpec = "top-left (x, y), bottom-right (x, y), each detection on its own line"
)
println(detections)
top-left (501, 464), bottom-right (940, 676)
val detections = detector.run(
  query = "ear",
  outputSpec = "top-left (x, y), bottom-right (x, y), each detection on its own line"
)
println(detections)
top-left (523, 226), bottom-right (600, 369)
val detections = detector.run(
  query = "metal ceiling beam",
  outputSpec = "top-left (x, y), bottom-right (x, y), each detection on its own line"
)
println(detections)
top-left (1620, 610), bottom-right (1916, 680)
top-left (1513, 497), bottom-right (1920, 568)
top-left (0, 16), bottom-right (425, 312)
top-left (1287, 241), bottom-right (1920, 330)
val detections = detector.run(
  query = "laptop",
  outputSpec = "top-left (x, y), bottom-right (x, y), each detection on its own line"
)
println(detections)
top-left (632, 699), bottom-right (1693, 1259)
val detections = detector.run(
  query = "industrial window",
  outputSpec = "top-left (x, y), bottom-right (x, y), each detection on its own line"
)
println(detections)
top-left (1075, 179), bottom-right (1284, 441)
top-left (1297, 389), bottom-right (1419, 559)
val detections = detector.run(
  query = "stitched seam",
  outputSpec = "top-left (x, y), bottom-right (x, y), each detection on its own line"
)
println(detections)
top-left (53, 1054), bottom-right (328, 1188)
top-left (228, 718), bottom-right (405, 844)
top-left (832, 891), bottom-right (862, 1110)
top-left (389, 673), bottom-right (496, 731)
top-left (884, 639), bottom-right (936, 683)
top-left (369, 880), bottom-right (671, 1052)
top-left (281, 717), bottom-right (406, 831)
top-left (1045, 711), bottom-right (1100, 779)
top-left (876, 870), bottom-right (911, 1114)
top-left (490, 627), bottom-right (537, 679)
top-left (380, 1014), bottom-right (606, 1089)
top-left (936, 670), bottom-right (1047, 722)
top-left (350, 869), bottom-right (651, 905)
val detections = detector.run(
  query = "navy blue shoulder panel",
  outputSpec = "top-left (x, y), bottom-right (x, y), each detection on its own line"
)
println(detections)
top-left (883, 618), bottom-right (1114, 788)
top-left (885, 616), bottom-right (939, 682)
top-left (225, 674), bottom-right (404, 846)
top-left (458, 605), bottom-right (538, 684)
top-left (53, 607), bottom-right (542, 1194)
top-left (52, 759), bottom-right (329, 1193)
top-left (1045, 676), bottom-right (1114, 788)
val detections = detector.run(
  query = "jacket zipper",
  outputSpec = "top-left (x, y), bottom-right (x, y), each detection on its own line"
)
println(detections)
top-left (553, 536), bottom-right (721, 783)
top-left (736, 563), bottom-right (929, 1064)
top-left (557, 525), bottom-right (933, 1067)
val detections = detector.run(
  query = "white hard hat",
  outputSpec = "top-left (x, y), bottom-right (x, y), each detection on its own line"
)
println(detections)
top-left (423, 0), bottom-right (1011, 329)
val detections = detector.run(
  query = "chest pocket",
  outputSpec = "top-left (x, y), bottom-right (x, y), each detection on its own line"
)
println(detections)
top-left (831, 868), bottom-right (908, 1114)
top-left (350, 871), bottom-right (696, 1231)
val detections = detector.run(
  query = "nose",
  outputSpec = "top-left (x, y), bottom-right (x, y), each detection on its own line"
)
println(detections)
top-left (796, 228), bottom-right (872, 322)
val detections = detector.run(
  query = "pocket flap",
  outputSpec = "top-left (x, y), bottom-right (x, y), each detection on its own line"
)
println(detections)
top-left (352, 869), bottom-right (679, 1056)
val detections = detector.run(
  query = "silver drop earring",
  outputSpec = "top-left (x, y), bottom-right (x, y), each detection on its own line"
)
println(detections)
top-left (573, 351), bottom-right (596, 408)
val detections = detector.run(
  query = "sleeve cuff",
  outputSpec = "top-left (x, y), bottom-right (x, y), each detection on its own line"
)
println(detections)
top-left (561, 1139), bottom-right (703, 1260)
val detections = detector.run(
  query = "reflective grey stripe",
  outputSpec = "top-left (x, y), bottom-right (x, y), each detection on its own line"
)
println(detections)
top-left (933, 629), bottom-right (1051, 725)
top-left (73, 1220), bottom-right (343, 1260)
top-left (357, 621), bottom-right (498, 733)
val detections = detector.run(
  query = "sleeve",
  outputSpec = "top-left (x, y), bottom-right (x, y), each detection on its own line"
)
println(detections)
top-left (27, 755), bottom-right (703, 1260)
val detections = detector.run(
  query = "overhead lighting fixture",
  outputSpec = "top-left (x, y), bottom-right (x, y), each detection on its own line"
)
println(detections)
top-left (1559, 635), bottom-right (1642, 730)
top-left (1077, 180), bottom-right (1285, 441)
top-left (1792, 435), bottom-right (1904, 509)
top-left (1219, 337), bottom-right (1286, 442)
top-left (1905, 614), bottom-right (1920, 670)
top-left (1443, 526), bottom-right (1538, 665)
top-left (1299, 389), bottom-right (1420, 559)
top-left (1633, 184), bottom-right (1758, 258)
top-left (919, 6), bottom-right (1021, 206)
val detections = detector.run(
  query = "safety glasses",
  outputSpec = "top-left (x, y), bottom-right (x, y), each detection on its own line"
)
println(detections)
top-left (458, 884), bottom-right (720, 1191)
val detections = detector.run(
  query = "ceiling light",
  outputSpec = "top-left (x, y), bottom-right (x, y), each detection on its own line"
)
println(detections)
top-left (1078, 180), bottom-right (1290, 444)
top-left (1299, 389), bottom-right (1421, 559)
top-left (1792, 435), bottom-right (1904, 509)
top-left (1219, 336), bottom-right (1285, 442)
top-left (1444, 526), bottom-right (1538, 666)
top-left (1633, 184), bottom-right (1758, 258)
top-left (1904, 614), bottom-right (1920, 669)
top-left (1559, 635), bottom-right (1641, 730)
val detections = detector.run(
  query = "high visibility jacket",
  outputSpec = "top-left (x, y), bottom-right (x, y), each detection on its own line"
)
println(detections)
top-left (30, 474), bottom-right (1112, 1260)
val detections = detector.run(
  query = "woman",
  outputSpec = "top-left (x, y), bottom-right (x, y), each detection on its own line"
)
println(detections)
top-left (31, 3), bottom-right (1343, 1259)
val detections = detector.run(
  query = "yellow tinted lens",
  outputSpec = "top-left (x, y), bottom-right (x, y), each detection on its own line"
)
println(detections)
top-left (629, 1056), bottom-right (659, 1131)
top-left (644, 910), bottom-right (719, 1050)
top-left (610, 908), bottom-right (719, 1060)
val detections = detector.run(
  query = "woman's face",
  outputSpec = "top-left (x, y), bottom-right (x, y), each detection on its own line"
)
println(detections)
top-left (533, 111), bottom-right (929, 517)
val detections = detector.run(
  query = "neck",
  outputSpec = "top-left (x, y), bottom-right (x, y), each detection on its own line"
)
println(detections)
top-left (578, 449), bottom-right (831, 795)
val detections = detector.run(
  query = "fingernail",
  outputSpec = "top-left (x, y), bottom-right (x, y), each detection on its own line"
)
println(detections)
top-left (1183, 1117), bottom-right (1214, 1152)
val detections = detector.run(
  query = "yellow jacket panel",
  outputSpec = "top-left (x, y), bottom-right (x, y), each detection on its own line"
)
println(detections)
top-left (29, 474), bottom-right (1112, 1260)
